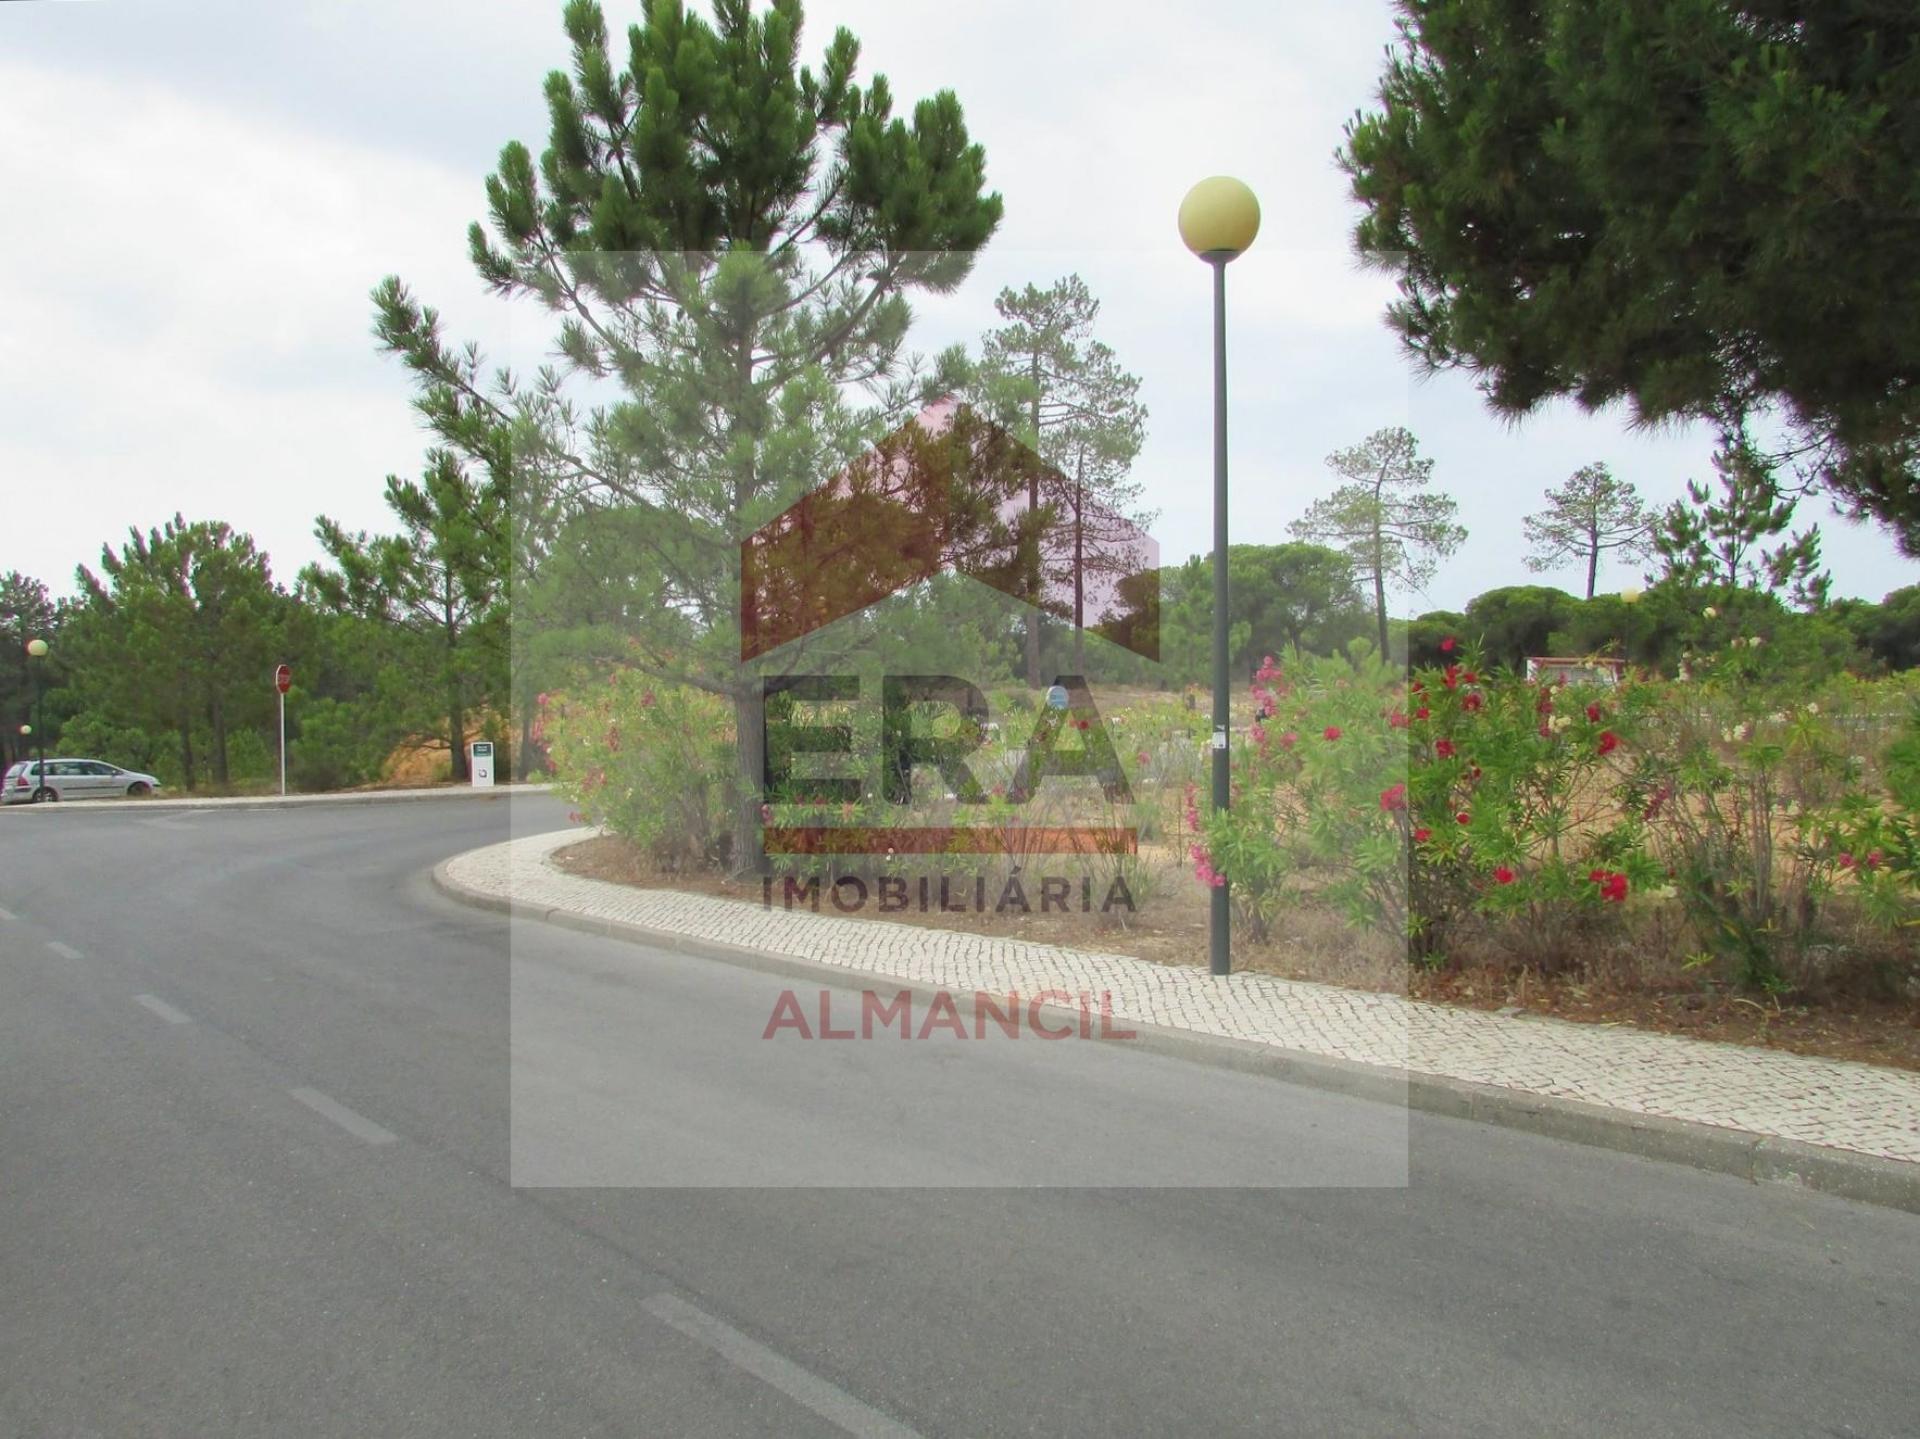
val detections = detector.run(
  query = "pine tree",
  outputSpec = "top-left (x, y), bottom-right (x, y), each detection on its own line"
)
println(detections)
top-left (1291, 427), bottom-right (1465, 658)
top-left (1653, 433), bottom-right (1831, 611)
top-left (1522, 463), bottom-right (1654, 600)
top-left (306, 452), bottom-right (509, 781)
top-left (75, 518), bottom-right (284, 789)
top-left (372, 0), bottom-right (1001, 873)
top-left (1340, 1), bottom-right (1920, 551)
top-left (970, 275), bottom-right (1149, 681)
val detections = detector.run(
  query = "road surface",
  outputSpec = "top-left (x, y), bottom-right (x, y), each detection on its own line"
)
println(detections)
top-left (0, 797), bottom-right (1914, 1436)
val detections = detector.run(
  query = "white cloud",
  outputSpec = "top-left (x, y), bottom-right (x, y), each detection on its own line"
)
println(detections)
top-left (0, 57), bottom-right (513, 593)
top-left (0, 0), bottom-right (1910, 610)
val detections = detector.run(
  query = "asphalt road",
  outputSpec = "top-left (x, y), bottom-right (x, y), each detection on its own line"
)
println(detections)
top-left (1, 796), bottom-right (1915, 1437)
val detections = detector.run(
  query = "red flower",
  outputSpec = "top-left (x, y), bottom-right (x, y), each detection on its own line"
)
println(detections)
top-left (1590, 869), bottom-right (1628, 902)
top-left (1538, 722), bottom-right (1553, 738)
top-left (1074, 718), bottom-right (1091, 731)
top-left (1415, 706), bottom-right (1431, 721)
top-left (1323, 725), bottom-right (1343, 741)
top-left (1462, 670), bottom-right (1478, 684)
top-left (1838, 852), bottom-right (1856, 870)
top-left (1866, 850), bottom-right (1885, 871)
top-left (1585, 703), bottom-right (1603, 723)
top-left (1462, 693), bottom-right (1484, 712)
top-left (1379, 783), bottom-right (1408, 811)
top-left (1135, 750), bottom-right (1151, 766)
top-left (1442, 665), bottom-right (1461, 689)
top-left (1435, 738), bottom-right (1456, 759)
top-left (1389, 709), bottom-right (1410, 729)
top-left (1456, 811), bottom-right (1472, 825)
top-left (1413, 827), bottom-right (1433, 843)
top-left (1493, 866), bottom-right (1517, 885)
top-left (1597, 730), bottom-right (1620, 756)
top-left (1537, 691), bottom-right (1554, 716)
top-left (1440, 636), bottom-right (1457, 654)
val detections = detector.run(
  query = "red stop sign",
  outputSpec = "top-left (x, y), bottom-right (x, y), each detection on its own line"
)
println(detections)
top-left (274, 664), bottom-right (291, 695)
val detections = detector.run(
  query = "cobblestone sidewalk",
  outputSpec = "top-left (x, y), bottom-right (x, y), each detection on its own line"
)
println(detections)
top-left (452, 828), bottom-right (1920, 1167)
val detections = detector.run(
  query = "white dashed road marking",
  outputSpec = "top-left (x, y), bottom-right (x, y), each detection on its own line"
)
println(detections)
top-left (642, 1292), bottom-right (921, 1438)
top-left (46, 941), bottom-right (82, 959)
top-left (134, 994), bottom-right (192, 1025)
top-left (289, 1088), bottom-right (399, 1146)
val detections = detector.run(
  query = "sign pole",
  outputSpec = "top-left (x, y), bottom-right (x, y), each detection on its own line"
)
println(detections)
top-left (273, 664), bottom-right (292, 796)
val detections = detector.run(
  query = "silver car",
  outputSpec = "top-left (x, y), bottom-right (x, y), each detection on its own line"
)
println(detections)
top-left (3, 758), bottom-right (163, 803)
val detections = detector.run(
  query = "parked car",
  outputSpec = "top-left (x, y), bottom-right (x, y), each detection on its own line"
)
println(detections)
top-left (2, 758), bottom-right (163, 804)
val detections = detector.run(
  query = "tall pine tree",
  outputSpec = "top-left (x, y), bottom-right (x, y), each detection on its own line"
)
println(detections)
top-left (1522, 463), bottom-right (1655, 600)
top-left (1340, 1), bottom-right (1920, 551)
top-left (969, 275), bottom-right (1149, 682)
top-left (1291, 427), bottom-right (1465, 659)
top-left (373, 0), bottom-right (1001, 872)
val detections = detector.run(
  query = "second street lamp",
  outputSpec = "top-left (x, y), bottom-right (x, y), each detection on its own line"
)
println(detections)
top-left (1179, 176), bottom-right (1261, 977)
top-left (25, 637), bottom-right (48, 802)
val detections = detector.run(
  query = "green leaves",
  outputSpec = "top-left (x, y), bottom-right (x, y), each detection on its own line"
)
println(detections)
top-left (1341, 0), bottom-right (1920, 551)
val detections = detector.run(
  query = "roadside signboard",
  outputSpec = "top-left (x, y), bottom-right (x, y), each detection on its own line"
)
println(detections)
top-left (470, 740), bottom-right (495, 788)
top-left (273, 664), bottom-right (291, 795)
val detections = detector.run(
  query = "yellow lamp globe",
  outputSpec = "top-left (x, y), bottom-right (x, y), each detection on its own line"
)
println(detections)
top-left (26, 638), bottom-right (48, 658)
top-left (1619, 587), bottom-right (1643, 605)
top-left (1179, 177), bottom-right (1261, 260)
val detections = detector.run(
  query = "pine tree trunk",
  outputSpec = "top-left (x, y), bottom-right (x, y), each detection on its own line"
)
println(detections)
top-left (730, 685), bottom-right (767, 878)
top-left (179, 708), bottom-right (196, 792)
top-left (1072, 468), bottom-right (1085, 679)
top-left (1026, 353), bottom-right (1044, 688)
top-left (1585, 542), bottom-right (1599, 601)
top-left (445, 590), bottom-right (469, 782)
top-left (210, 694), bottom-right (229, 788)
top-left (1372, 527), bottom-right (1390, 661)
top-left (448, 697), bottom-right (467, 782)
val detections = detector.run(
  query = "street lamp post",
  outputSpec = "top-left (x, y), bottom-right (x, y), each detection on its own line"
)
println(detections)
top-left (1179, 176), bottom-right (1260, 977)
top-left (25, 637), bottom-right (48, 801)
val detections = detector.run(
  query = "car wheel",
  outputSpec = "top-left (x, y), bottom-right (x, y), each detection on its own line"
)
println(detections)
top-left (127, 782), bottom-right (152, 797)
top-left (32, 787), bottom-right (56, 803)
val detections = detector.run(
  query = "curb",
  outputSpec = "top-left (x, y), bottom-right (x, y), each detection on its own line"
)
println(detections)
top-left (431, 851), bottom-right (1920, 1214)
top-left (7, 784), bottom-right (554, 814)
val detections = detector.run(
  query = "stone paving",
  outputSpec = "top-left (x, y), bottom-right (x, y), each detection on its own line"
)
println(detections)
top-left (453, 828), bottom-right (1920, 1166)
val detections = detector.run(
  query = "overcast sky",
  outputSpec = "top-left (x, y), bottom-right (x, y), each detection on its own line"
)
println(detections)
top-left (3, 0), bottom-right (1912, 611)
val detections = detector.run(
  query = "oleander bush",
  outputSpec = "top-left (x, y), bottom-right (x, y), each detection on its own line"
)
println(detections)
top-left (1193, 637), bottom-right (1920, 987)
top-left (543, 672), bottom-right (735, 871)
top-left (548, 630), bottom-right (1920, 992)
